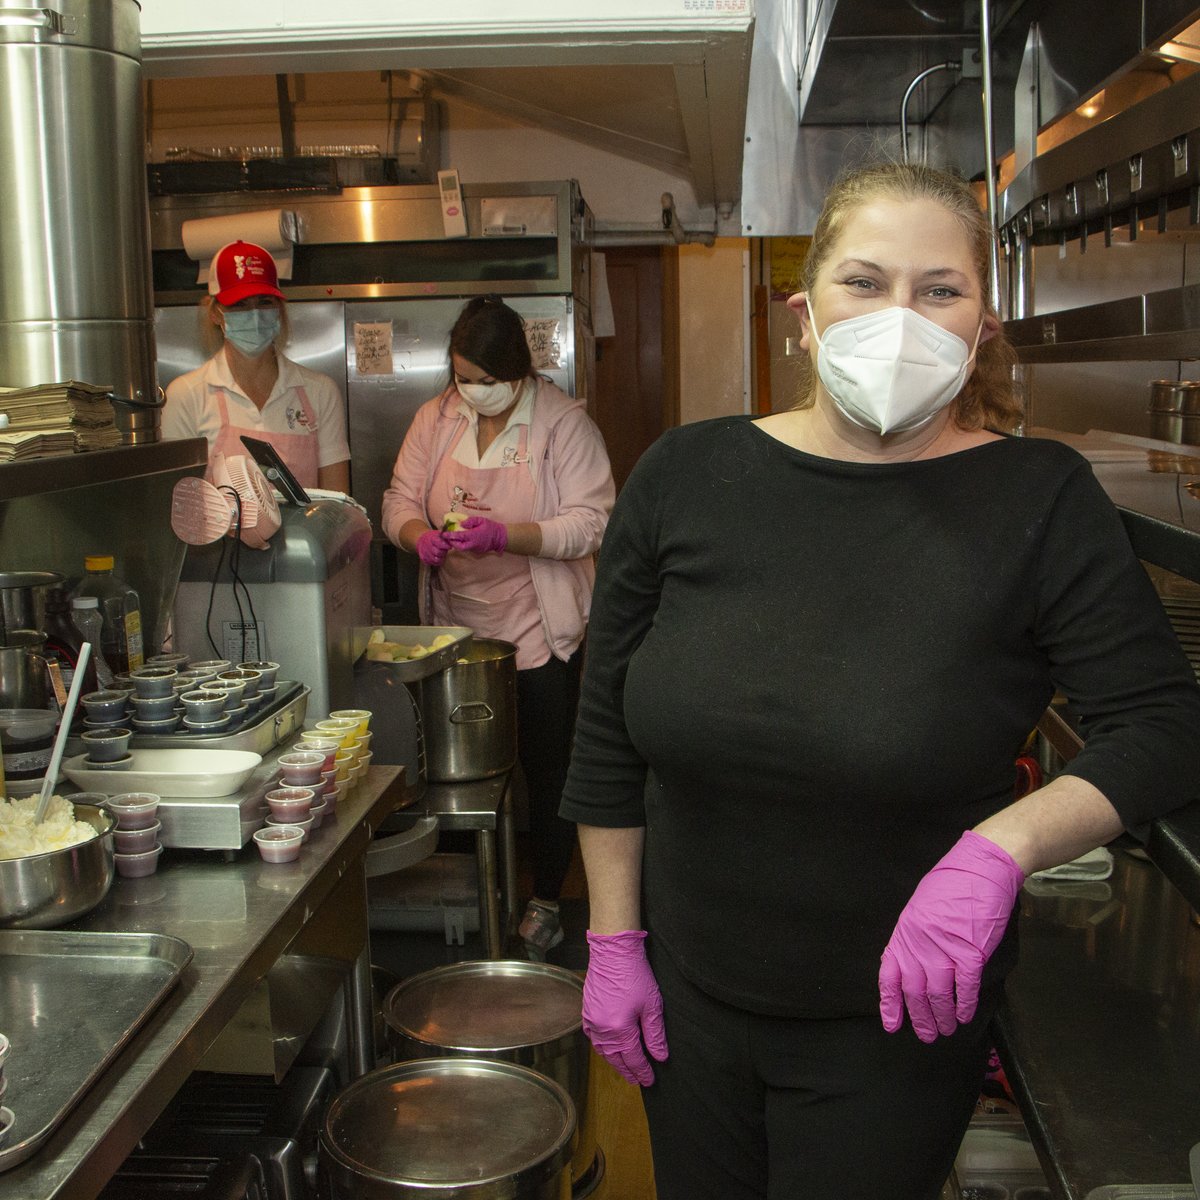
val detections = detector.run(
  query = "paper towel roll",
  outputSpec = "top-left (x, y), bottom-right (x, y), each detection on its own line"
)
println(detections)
top-left (182, 209), bottom-right (297, 284)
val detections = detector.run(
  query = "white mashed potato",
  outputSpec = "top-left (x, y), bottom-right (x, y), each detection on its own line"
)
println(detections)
top-left (0, 795), bottom-right (98, 860)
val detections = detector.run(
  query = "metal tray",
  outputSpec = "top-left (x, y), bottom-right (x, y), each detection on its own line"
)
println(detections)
top-left (129, 681), bottom-right (309, 754)
top-left (351, 626), bottom-right (473, 683)
top-left (0, 929), bottom-right (193, 1171)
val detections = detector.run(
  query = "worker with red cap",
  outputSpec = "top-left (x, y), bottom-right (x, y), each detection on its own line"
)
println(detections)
top-left (163, 240), bottom-right (350, 492)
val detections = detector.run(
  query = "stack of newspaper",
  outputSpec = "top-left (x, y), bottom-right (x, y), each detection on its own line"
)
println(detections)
top-left (0, 381), bottom-right (120, 458)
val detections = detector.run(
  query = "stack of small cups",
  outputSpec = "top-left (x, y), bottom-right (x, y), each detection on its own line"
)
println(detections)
top-left (301, 710), bottom-right (373, 797)
top-left (255, 750), bottom-right (327, 862)
top-left (105, 792), bottom-right (163, 877)
top-left (0, 1033), bottom-right (11, 1149)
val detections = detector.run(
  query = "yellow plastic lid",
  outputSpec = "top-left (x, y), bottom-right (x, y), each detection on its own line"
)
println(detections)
top-left (84, 555), bottom-right (114, 571)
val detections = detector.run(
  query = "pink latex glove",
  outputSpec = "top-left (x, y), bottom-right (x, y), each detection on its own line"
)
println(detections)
top-left (444, 515), bottom-right (508, 555)
top-left (415, 529), bottom-right (450, 566)
top-left (879, 830), bottom-right (1025, 1043)
top-left (583, 930), bottom-right (669, 1087)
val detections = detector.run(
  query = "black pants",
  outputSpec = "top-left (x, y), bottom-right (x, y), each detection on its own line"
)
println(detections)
top-left (641, 942), bottom-right (996, 1200)
top-left (516, 647), bottom-right (583, 901)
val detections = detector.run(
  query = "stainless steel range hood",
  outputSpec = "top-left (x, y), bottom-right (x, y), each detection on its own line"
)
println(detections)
top-left (139, 7), bottom-right (755, 215)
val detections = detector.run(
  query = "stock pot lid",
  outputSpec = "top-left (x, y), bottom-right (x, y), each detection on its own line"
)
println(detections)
top-left (322, 1058), bottom-right (574, 1189)
top-left (383, 960), bottom-right (582, 1050)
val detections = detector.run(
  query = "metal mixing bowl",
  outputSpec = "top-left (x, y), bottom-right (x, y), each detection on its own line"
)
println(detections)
top-left (0, 804), bottom-right (116, 929)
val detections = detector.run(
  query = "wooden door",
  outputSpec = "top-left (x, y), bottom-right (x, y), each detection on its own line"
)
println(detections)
top-left (592, 247), bottom-right (675, 494)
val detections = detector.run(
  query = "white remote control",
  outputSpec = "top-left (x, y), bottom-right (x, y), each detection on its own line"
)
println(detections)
top-left (438, 169), bottom-right (467, 238)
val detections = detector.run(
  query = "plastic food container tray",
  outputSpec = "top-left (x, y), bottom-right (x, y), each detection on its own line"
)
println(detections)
top-left (128, 682), bottom-right (309, 754)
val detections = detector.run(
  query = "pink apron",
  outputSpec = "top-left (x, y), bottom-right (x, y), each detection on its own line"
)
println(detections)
top-left (212, 385), bottom-right (321, 488)
top-left (429, 420), bottom-right (547, 669)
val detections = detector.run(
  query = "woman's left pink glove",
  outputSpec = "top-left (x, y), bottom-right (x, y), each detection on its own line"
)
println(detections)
top-left (444, 516), bottom-right (508, 555)
top-left (879, 830), bottom-right (1025, 1043)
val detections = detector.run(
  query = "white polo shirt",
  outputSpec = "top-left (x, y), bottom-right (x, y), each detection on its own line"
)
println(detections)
top-left (162, 350), bottom-right (350, 468)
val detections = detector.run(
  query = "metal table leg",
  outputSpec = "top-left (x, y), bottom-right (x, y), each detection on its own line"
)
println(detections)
top-left (475, 828), bottom-right (502, 959)
top-left (345, 883), bottom-right (377, 1077)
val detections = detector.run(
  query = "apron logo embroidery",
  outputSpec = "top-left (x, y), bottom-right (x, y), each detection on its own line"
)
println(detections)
top-left (287, 404), bottom-right (315, 432)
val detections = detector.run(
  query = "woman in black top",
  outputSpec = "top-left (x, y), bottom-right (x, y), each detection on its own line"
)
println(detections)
top-left (559, 161), bottom-right (1200, 1200)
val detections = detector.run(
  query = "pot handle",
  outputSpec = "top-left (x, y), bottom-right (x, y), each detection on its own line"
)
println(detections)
top-left (449, 702), bottom-right (493, 724)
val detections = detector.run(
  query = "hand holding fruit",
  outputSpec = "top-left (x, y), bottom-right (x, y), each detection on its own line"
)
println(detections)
top-left (445, 516), bottom-right (508, 555)
top-left (416, 528), bottom-right (451, 566)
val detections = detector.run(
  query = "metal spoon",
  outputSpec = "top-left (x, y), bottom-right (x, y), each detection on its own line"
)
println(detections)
top-left (33, 641), bottom-right (91, 824)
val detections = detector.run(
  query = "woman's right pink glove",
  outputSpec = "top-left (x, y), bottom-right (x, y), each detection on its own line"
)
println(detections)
top-left (582, 930), bottom-right (669, 1087)
top-left (415, 529), bottom-right (450, 566)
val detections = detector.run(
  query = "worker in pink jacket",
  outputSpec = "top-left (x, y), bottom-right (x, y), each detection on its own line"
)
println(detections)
top-left (382, 296), bottom-right (615, 957)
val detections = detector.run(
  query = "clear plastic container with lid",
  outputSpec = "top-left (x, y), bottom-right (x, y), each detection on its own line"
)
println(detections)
top-left (69, 555), bottom-right (144, 674)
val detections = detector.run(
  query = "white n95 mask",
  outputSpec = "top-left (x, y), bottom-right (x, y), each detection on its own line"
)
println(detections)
top-left (458, 379), bottom-right (518, 417)
top-left (809, 305), bottom-right (983, 435)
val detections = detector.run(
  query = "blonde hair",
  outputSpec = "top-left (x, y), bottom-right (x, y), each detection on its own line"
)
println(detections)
top-left (198, 295), bottom-right (291, 358)
top-left (796, 160), bottom-right (1021, 432)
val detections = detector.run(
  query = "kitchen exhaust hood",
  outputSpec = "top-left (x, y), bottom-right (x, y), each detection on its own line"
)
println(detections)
top-left (138, 3), bottom-right (755, 214)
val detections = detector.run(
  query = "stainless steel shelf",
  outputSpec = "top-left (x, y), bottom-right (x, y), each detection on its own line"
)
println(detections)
top-left (0, 439), bottom-right (207, 502)
top-left (1006, 284), bottom-right (1200, 363)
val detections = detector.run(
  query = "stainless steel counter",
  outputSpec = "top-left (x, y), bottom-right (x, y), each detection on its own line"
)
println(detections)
top-left (994, 848), bottom-right (1200, 1198)
top-left (0, 762), bottom-right (407, 1200)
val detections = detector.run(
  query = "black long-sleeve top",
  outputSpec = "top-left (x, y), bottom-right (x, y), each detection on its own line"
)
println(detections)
top-left (560, 417), bottom-right (1200, 1016)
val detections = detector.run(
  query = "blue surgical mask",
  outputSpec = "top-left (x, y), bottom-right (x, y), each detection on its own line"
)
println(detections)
top-left (222, 308), bottom-right (280, 358)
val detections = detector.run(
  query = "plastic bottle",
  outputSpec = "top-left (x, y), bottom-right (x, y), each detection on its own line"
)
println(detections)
top-left (69, 555), bottom-right (144, 674)
top-left (42, 586), bottom-right (98, 702)
top-left (71, 597), bottom-right (115, 691)
top-left (70, 597), bottom-right (115, 689)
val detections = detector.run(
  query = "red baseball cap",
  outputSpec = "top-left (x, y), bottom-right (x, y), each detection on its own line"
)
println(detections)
top-left (208, 241), bottom-right (285, 306)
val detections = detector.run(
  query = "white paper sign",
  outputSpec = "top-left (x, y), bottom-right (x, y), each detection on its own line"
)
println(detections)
top-left (523, 318), bottom-right (564, 371)
top-left (354, 321), bottom-right (394, 376)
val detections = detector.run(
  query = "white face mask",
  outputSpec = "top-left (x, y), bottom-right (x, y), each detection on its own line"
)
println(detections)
top-left (809, 305), bottom-right (983, 435)
top-left (458, 379), bottom-right (519, 417)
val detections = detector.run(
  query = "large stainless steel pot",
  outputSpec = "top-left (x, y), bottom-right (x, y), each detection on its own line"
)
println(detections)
top-left (0, 0), bottom-right (156, 405)
top-left (1148, 380), bottom-right (1200, 444)
top-left (0, 804), bottom-right (116, 929)
top-left (418, 639), bottom-right (517, 783)
top-left (0, 571), bottom-right (62, 646)
top-left (0, 636), bottom-right (51, 710)
top-left (383, 960), bottom-right (598, 1195)
top-left (319, 1057), bottom-right (574, 1199)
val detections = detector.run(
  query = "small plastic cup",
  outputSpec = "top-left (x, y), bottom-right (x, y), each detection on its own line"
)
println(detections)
top-left (131, 693), bottom-right (179, 720)
top-left (114, 821), bottom-right (162, 854)
top-left (68, 792), bottom-right (111, 814)
top-left (147, 653), bottom-right (190, 671)
top-left (81, 727), bottom-right (132, 763)
top-left (179, 690), bottom-right (227, 721)
top-left (106, 792), bottom-right (160, 830)
top-left (129, 666), bottom-right (178, 698)
top-left (328, 709), bottom-right (371, 737)
top-left (238, 660), bottom-right (280, 688)
top-left (189, 658), bottom-right (232, 675)
top-left (254, 825), bottom-right (303, 863)
top-left (200, 680), bottom-right (244, 710)
top-left (182, 712), bottom-right (231, 733)
top-left (114, 843), bottom-right (163, 878)
top-left (265, 786), bottom-right (315, 823)
top-left (332, 750), bottom-right (354, 782)
top-left (0, 1033), bottom-right (10, 1070)
top-left (0, 1105), bottom-right (12, 1150)
top-left (294, 736), bottom-right (340, 772)
top-left (277, 751), bottom-right (326, 787)
top-left (307, 798), bottom-right (329, 829)
top-left (319, 768), bottom-right (337, 798)
top-left (266, 813), bottom-right (314, 842)
top-left (132, 715), bottom-right (180, 734)
top-left (80, 689), bottom-right (130, 721)
top-left (217, 668), bottom-right (262, 698)
top-left (314, 717), bottom-right (362, 748)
